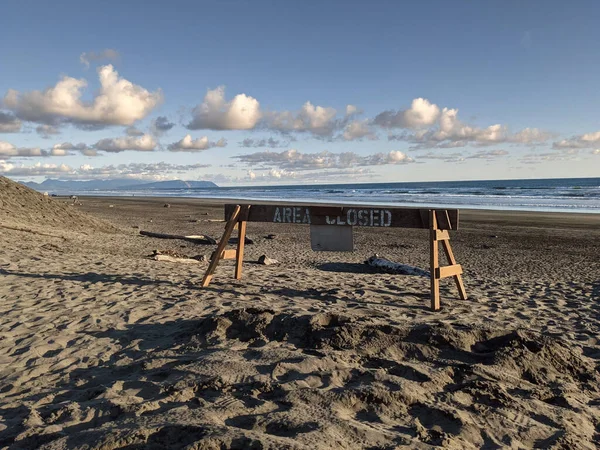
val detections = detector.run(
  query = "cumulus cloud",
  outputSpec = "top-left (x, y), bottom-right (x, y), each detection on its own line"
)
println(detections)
top-left (80, 49), bottom-right (120, 69)
top-left (36, 124), bottom-right (61, 138)
top-left (234, 149), bottom-right (414, 171)
top-left (240, 137), bottom-right (288, 148)
top-left (167, 134), bottom-right (227, 152)
top-left (3, 65), bottom-right (162, 127)
top-left (342, 119), bottom-right (378, 141)
top-left (52, 142), bottom-right (96, 156)
top-left (345, 104), bottom-right (360, 116)
top-left (0, 161), bottom-right (73, 176)
top-left (553, 131), bottom-right (600, 150)
top-left (374, 98), bottom-right (441, 129)
top-left (0, 112), bottom-right (22, 133)
top-left (94, 134), bottom-right (157, 152)
top-left (187, 86), bottom-right (261, 130)
top-left (511, 128), bottom-right (555, 144)
top-left (151, 116), bottom-right (175, 135)
top-left (0, 141), bottom-right (43, 158)
top-left (389, 106), bottom-right (552, 149)
top-left (265, 101), bottom-right (339, 137)
top-left (0, 161), bottom-right (211, 180)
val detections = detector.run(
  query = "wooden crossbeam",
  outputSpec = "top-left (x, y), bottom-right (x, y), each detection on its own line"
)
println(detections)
top-left (434, 230), bottom-right (450, 241)
top-left (224, 204), bottom-right (459, 230)
top-left (436, 264), bottom-right (463, 279)
top-left (220, 249), bottom-right (237, 260)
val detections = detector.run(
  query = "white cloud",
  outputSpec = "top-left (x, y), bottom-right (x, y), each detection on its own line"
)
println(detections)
top-left (234, 149), bottom-right (414, 170)
top-left (553, 131), bottom-right (600, 149)
top-left (187, 86), bottom-right (261, 130)
top-left (0, 141), bottom-right (43, 158)
top-left (52, 142), bottom-right (96, 156)
top-left (94, 134), bottom-right (157, 152)
top-left (79, 49), bottom-right (120, 69)
top-left (265, 101), bottom-right (339, 137)
top-left (0, 112), bottom-right (21, 133)
top-left (345, 104), bottom-right (360, 116)
top-left (0, 161), bottom-right (211, 180)
top-left (510, 128), bottom-right (554, 144)
top-left (374, 98), bottom-right (441, 129)
top-left (167, 134), bottom-right (227, 152)
top-left (3, 65), bottom-right (162, 126)
top-left (246, 167), bottom-right (376, 183)
top-left (342, 119), bottom-right (378, 141)
top-left (0, 161), bottom-right (73, 176)
top-left (390, 106), bottom-right (551, 149)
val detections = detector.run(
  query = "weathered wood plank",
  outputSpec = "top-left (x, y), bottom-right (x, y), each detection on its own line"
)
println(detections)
top-left (436, 264), bottom-right (463, 279)
top-left (221, 249), bottom-right (237, 260)
top-left (430, 210), bottom-right (441, 311)
top-left (434, 230), bottom-right (450, 241)
top-left (224, 204), bottom-right (459, 230)
top-left (235, 213), bottom-right (248, 279)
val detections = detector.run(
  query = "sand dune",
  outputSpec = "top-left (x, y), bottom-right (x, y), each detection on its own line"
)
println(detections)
top-left (0, 187), bottom-right (599, 448)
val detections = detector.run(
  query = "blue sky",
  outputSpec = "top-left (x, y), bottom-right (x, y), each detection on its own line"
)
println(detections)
top-left (1, 0), bottom-right (599, 185)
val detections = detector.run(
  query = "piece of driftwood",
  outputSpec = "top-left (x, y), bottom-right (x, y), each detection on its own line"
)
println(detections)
top-left (154, 254), bottom-right (202, 264)
top-left (140, 230), bottom-right (216, 244)
top-left (258, 255), bottom-right (278, 265)
top-left (365, 254), bottom-right (430, 277)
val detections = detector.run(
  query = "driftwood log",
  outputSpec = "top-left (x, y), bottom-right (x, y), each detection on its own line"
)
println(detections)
top-left (365, 254), bottom-right (430, 277)
top-left (153, 254), bottom-right (202, 264)
top-left (140, 230), bottom-right (216, 244)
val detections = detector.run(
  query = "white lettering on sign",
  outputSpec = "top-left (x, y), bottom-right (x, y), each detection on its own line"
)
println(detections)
top-left (273, 207), bottom-right (311, 224)
top-left (325, 209), bottom-right (392, 227)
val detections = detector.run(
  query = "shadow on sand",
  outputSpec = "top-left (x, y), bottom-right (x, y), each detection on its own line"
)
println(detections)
top-left (0, 268), bottom-right (180, 287)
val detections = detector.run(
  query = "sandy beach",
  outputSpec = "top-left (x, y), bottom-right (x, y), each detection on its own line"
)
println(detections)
top-left (1, 179), bottom-right (599, 449)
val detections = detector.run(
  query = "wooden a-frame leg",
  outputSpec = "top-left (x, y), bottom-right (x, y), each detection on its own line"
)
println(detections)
top-left (441, 239), bottom-right (467, 300)
top-left (201, 205), bottom-right (241, 287)
top-left (235, 207), bottom-right (249, 279)
top-left (429, 210), bottom-right (440, 311)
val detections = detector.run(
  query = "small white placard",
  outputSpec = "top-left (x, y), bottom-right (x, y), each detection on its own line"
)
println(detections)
top-left (310, 225), bottom-right (354, 252)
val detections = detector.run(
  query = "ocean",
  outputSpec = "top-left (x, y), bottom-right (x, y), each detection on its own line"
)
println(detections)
top-left (83, 177), bottom-right (600, 213)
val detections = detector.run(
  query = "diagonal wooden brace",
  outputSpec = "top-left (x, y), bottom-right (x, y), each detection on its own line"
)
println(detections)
top-left (429, 210), bottom-right (467, 311)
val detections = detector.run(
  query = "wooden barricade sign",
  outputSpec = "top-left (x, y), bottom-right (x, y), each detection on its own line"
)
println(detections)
top-left (201, 203), bottom-right (467, 311)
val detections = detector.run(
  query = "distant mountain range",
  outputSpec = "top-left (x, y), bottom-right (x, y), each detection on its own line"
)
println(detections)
top-left (23, 179), bottom-right (218, 192)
